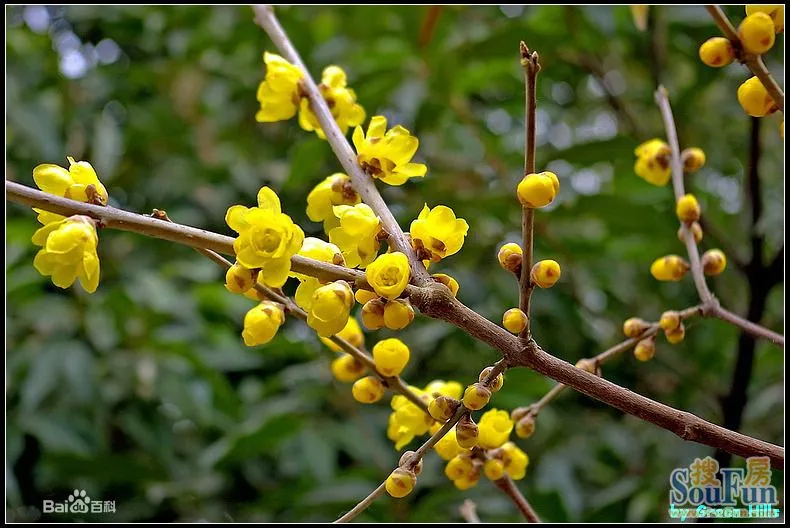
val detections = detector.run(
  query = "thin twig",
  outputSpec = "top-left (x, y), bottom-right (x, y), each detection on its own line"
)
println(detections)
top-left (712, 305), bottom-right (784, 347)
top-left (519, 42), bottom-right (540, 339)
top-left (459, 500), bottom-right (481, 523)
top-left (335, 361), bottom-right (508, 523)
top-left (655, 86), bottom-right (715, 307)
top-left (705, 5), bottom-right (784, 112)
top-left (493, 475), bottom-right (541, 523)
top-left (251, 5), bottom-right (431, 285)
top-left (8, 181), bottom-right (784, 465)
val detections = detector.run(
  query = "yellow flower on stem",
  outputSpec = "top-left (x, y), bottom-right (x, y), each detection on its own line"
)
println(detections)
top-left (32, 215), bottom-right (101, 293)
top-left (366, 252), bottom-right (411, 300)
top-left (328, 203), bottom-right (381, 268)
top-left (477, 409), bottom-right (514, 450)
top-left (500, 441), bottom-right (529, 480)
top-left (33, 157), bottom-right (108, 224)
top-left (255, 52), bottom-right (304, 123)
top-left (633, 138), bottom-right (671, 186)
top-left (353, 115), bottom-right (427, 186)
top-left (225, 186), bottom-right (304, 288)
top-left (299, 65), bottom-right (366, 139)
top-left (306, 173), bottom-right (361, 231)
top-left (242, 301), bottom-right (286, 346)
top-left (292, 237), bottom-right (344, 281)
top-left (409, 205), bottom-right (469, 262)
top-left (306, 280), bottom-right (354, 337)
top-left (320, 316), bottom-right (364, 353)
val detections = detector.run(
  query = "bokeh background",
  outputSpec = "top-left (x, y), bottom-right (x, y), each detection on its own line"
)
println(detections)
top-left (5, 5), bottom-right (784, 523)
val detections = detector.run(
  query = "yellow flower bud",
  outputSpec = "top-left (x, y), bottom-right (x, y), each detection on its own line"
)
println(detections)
top-left (456, 414), bottom-right (479, 449)
top-left (698, 37), bottom-right (735, 67)
top-left (242, 301), bottom-right (285, 346)
top-left (479, 366), bottom-right (504, 392)
top-left (650, 255), bottom-right (690, 282)
top-left (737, 76), bottom-right (777, 117)
top-left (428, 395), bottom-right (460, 422)
top-left (372, 338), bottom-right (410, 377)
top-left (659, 311), bottom-right (681, 331)
top-left (510, 407), bottom-right (530, 422)
top-left (634, 336), bottom-right (656, 362)
top-left (515, 414), bottom-right (536, 439)
top-left (366, 252), bottom-right (411, 300)
top-left (746, 5), bottom-right (784, 33)
top-left (432, 273), bottom-right (459, 297)
top-left (517, 171), bottom-right (559, 208)
top-left (502, 308), bottom-right (528, 334)
top-left (738, 12), bottom-right (776, 54)
top-left (383, 299), bottom-right (415, 330)
top-left (331, 354), bottom-right (366, 382)
top-left (676, 194), bottom-right (701, 224)
top-left (463, 383), bottom-right (492, 411)
top-left (385, 467), bottom-right (416, 498)
top-left (497, 242), bottom-right (523, 274)
top-left (681, 148), bottom-right (706, 173)
top-left (623, 317), bottom-right (650, 337)
top-left (361, 298), bottom-right (386, 330)
top-left (352, 376), bottom-right (385, 404)
top-left (702, 249), bottom-right (727, 276)
top-left (665, 322), bottom-right (686, 345)
top-left (679, 221), bottom-right (704, 244)
top-left (307, 280), bottom-right (354, 337)
top-left (478, 409), bottom-right (513, 449)
top-left (225, 262), bottom-right (257, 294)
top-left (445, 454), bottom-right (476, 481)
top-left (530, 259), bottom-right (561, 288)
top-left (320, 317), bottom-right (364, 353)
top-left (484, 458), bottom-right (506, 481)
top-left (634, 139), bottom-right (671, 186)
top-left (453, 474), bottom-right (480, 490)
top-left (501, 442), bottom-right (529, 480)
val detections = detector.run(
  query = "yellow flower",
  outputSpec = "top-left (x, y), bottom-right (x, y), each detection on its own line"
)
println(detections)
top-left (409, 205), bottom-right (469, 262)
top-left (650, 255), bottom-right (690, 282)
top-left (385, 467), bottom-right (416, 498)
top-left (387, 394), bottom-right (433, 450)
top-left (424, 380), bottom-right (463, 399)
top-left (226, 187), bottom-right (304, 287)
top-left (383, 299), bottom-right (415, 330)
top-left (32, 215), bottom-right (100, 293)
top-left (255, 52), bottom-right (304, 123)
top-left (745, 5), bottom-right (784, 32)
top-left (320, 316), bottom-right (364, 352)
top-left (366, 252), bottom-right (411, 300)
top-left (431, 273), bottom-right (459, 296)
top-left (353, 115), bottom-right (427, 186)
top-left (292, 237), bottom-right (344, 282)
top-left (477, 409), bottom-right (514, 450)
top-left (306, 280), bottom-right (354, 337)
top-left (299, 65), bottom-right (365, 139)
top-left (500, 442), bottom-right (529, 480)
top-left (434, 428), bottom-right (467, 461)
top-left (372, 338), bottom-right (411, 377)
top-left (517, 171), bottom-right (559, 208)
top-left (33, 157), bottom-right (108, 224)
top-left (633, 138), bottom-right (671, 186)
top-left (502, 308), bottom-right (528, 334)
top-left (306, 173), bottom-right (361, 230)
top-left (484, 459), bottom-right (506, 481)
top-left (737, 76), bottom-right (777, 117)
top-left (331, 354), bottom-right (366, 382)
top-left (242, 301), bottom-right (285, 346)
top-left (328, 204), bottom-right (381, 268)
top-left (225, 262), bottom-right (257, 294)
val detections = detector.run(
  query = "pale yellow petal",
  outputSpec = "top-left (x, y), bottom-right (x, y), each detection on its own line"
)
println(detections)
top-left (33, 164), bottom-right (73, 196)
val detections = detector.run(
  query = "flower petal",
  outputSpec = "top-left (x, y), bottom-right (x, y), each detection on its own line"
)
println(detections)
top-left (225, 205), bottom-right (250, 233)
top-left (259, 258), bottom-right (291, 288)
top-left (33, 164), bottom-right (72, 196)
top-left (367, 115), bottom-right (388, 139)
top-left (257, 187), bottom-right (282, 213)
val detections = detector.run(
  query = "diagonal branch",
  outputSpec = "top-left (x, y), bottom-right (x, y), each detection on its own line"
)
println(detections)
top-left (251, 5), bottom-right (431, 285)
top-left (493, 475), bottom-right (541, 523)
top-left (705, 5), bottom-right (784, 112)
top-left (8, 180), bottom-right (783, 467)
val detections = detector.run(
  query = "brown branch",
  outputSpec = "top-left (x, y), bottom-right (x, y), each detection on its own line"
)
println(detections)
top-left (705, 5), bottom-right (784, 112)
top-left (655, 86), bottom-right (715, 307)
top-left (9, 181), bottom-right (783, 467)
top-left (493, 476), bottom-right (541, 523)
top-left (334, 482), bottom-right (386, 524)
top-left (251, 5), bottom-right (431, 285)
top-left (519, 42), bottom-right (540, 339)
top-left (711, 305), bottom-right (784, 348)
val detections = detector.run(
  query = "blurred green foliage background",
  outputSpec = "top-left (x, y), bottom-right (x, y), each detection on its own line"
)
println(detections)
top-left (5, 5), bottom-right (784, 523)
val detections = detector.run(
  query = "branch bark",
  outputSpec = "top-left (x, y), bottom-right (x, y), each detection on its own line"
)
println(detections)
top-left (251, 5), bottom-right (430, 285)
top-left (493, 476), bottom-right (541, 523)
top-left (705, 5), bottom-right (784, 112)
top-left (8, 180), bottom-right (784, 467)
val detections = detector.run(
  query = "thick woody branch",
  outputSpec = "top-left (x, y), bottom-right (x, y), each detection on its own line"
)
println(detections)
top-left (251, 5), bottom-right (430, 285)
top-left (8, 180), bottom-right (783, 467)
top-left (705, 5), bottom-right (784, 112)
